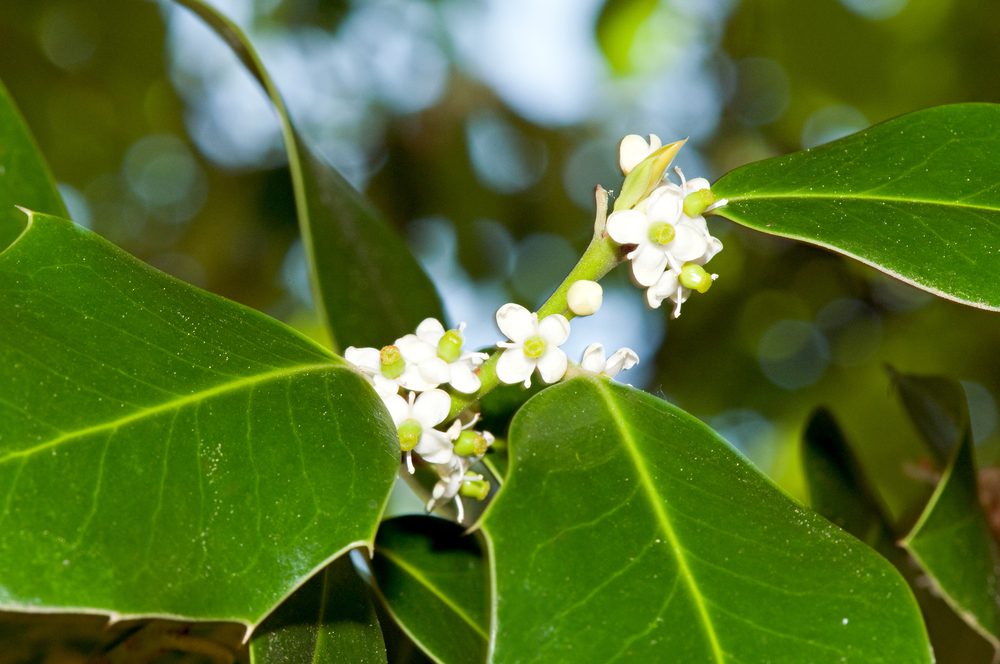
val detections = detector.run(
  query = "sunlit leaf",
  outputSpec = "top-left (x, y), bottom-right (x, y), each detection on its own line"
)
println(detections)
top-left (371, 516), bottom-right (488, 664)
top-left (172, 0), bottom-right (445, 351)
top-left (250, 556), bottom-right (386, 663)
top-left (481, 377), bottom-right (931, 662)
top-left (0, 78), bottom-right (66, 247)
top-left (0, 212), bottom-right (398, 628)
top-left (713, 104), bottom-right (1000, 311)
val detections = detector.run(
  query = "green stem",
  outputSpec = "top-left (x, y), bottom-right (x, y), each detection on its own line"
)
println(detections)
top-left (449, 233), bottom-right (621, 419)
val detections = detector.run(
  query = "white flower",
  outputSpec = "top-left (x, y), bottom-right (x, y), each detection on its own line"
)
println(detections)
top-left (426, 456), bottom-right (472, 523)
top-left (567, 280), bottom-right (603, 317)
top-left (402, 318), bottom-right (488, 394)
top-left (495, 303), bottom-right (570, 388)
top-left (580, 343), bottom-right (639, 378)
top-left (646, 265), bottom-right (718, 318)
top-left (606, 185), bottom-right (713, 287)
top-left (383, 389), bottom-right (455, 465)
top-left (619, 133), bottom-right (662, 175)
top-left (344, 346), bottom-right (402, 400)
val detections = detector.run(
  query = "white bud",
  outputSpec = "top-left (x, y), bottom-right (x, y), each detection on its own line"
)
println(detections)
top-left (567, 280), bottom-right (603, 317)
top-left (618, 134), bottom-right (662, 175)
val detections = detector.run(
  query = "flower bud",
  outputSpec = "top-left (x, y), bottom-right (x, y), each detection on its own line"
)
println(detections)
top-left (460, 477), bottom-right (491, 501)
top-left (679, 264), bottom-right (713, 294)
top-left (380, 345), bottom-right (405, 378)
top-left (454, 430), bottom-right (489, 457)
top-left (614, 138), bottom-right (686, 212)
top-left (683, 189), bottom-right (717, 217)
top-left (567, 280), bottom-right (603, 317)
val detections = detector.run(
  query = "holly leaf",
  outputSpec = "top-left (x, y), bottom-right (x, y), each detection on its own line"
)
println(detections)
top-left (0, 212), bottom-right (398, 629)
top-left (171, 0), bottom-right (445, 351)
top-left (481, 377), bottom-right (931, 662)
top-left (0, 78), bottom-right (66, 246)
top-left (250, 556), bottom-right (386, 663)
top-left (713, 104), bottom-right (1000, 311)
top-left (371, 516), bottom-right (488, 664)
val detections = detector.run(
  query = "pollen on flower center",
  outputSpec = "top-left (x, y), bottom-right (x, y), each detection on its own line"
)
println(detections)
top-left (523, 335), bottom-right (547, 359)
top-left (437, 329), bottom-right (463, 363)
top-left (648, 221), bottom-right (676, 246)
top-left (397, 419), bottom-right (422, 451)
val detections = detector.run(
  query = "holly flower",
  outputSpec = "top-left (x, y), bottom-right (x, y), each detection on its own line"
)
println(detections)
top-left (580, 343), bottom-right (640, 378)
top-left (384, 389), bottom-right (454, 466)
top-left (344, 345), bottom-right (404, 400)
top-left (425, 456), bottom-right (491, 524)
top-left (646, 263), bottom-right (717, 318)
top-left (606, 185), bottom-right (714, 287)
top-left (396, 318), bottom-right (488, 394)
top-left (495, 303), bottom-right (570, 388)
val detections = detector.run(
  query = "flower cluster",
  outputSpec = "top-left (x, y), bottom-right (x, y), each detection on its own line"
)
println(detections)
top-left (607, 134), bottom-right (726, 318)
top-left (346, 318), bottom-right (495, 522)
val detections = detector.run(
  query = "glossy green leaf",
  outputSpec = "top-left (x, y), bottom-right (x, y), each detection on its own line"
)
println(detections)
top-left (801, 408), bottom-right (889, 545)
top-left (250, 555), bottom-right (386, 664)
top-left (902, 429), bottom-right (1000, 648)
top-left (482, 377), bottom-right (930, 662)
top-left (172, 0), bottom-right (445, 351)
top-left (371, 516), bottom-right (488, 664)
top-left (713, 104), bottom-right (1000, 311)
top-left (0, 211), bottom-right (398, 627)
top-left (0, 78), bottom-right (66, 247)
top-left (888, 366), bottom-right (968, 463)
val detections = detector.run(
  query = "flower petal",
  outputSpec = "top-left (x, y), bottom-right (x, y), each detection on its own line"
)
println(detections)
top-left (496, 303), bottom-right (536, 343)
top-left (538, 314), bottom-right (570, 347)
top-left (418, 357), bottom-right (451, 386)
top-left (382, 393), bottom-right (410, 426)
top-left (537, 348), bottom-right (568, 384)
top-left (413, 389), bottom-right (451, 428)
top-left (415, 430), bottom-right (454, 465)
top-left (646, 270), bottom-right (680, 309)
top-left (396, 334), bottom-right (436, 363)
top-left (669, 224), bottom-right (709, 262)
top-left (372, 375), bottom-right (400, 399)
top-left (618, 134), bottom-right (652, 174)
top-left (398, 365), bottom-right (439, 392)
top-left (344, 346), bottom-right (380, 373)
top-left (697, 236), bottom-right (724, 265)
top-left (683, 177), bottom-right (711, 195)
top-left (415, 317), bottom-right (445, 345)
top-left (448, 362), bottom-right (481, 394)
top-left (644, 186), bottom-right (683, 223)
top-left (605, 348), bottom-right (640, 378)
top-left (496, 347), bottom-right (535, 386)
top-left (605, 209), bottom-right (649, 245)
top-left (580, 342), bottom-right (606, 373)
top-left (630, 244), bottom-right (669, 287)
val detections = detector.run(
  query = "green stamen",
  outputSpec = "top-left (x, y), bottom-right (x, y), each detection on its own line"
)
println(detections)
top-left (397, 419), bottom-right (422, 452)
top-left (437, 329), bottom-right (463, 363)
top-left (523, 335), bottom-right (547, 359)
top-left (648, 222), bottom-right (676, 245)
top-left (380, 345), bottom-right (405, 379)
top-left (454, 430), bottom-right (489, 457)
top-left (679, 264), bottom-right (713, 294)
top-left (460, 477), bottom-right (491, 501)
top-left (683, 189), bottom-right (717, 217)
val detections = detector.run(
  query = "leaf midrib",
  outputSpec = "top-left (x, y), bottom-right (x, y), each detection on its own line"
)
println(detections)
top-left (722, 192), bottom-right (1000, 214)
top-left (591, 379), bottom-right (725, 663)
top-left (0, 362), bottom-right (337, 465)
top-left (377, 547), bottom-right (489, 640)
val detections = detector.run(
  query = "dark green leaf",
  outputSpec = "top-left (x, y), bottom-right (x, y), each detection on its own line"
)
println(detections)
top-left (250, 556), bottom-right (386, 664)
top-left (713, 104), bottom-right (1000, 311)
top-left (887, 366), bottom-right (969, 463)
top-left (902, 430), bottom-right (1000, 649)
top-left (0, 78), bottom-right (66, 247)
top-left (371, 516), bottom-right (488, 664)
top-left (172, 0), bottom-right (445, 351)
top-left (0, 212), bottom-right (398, 627)
top-left (482, 377), bottom-right (931, 662)
top-left (801, 408), bottom-right (890, 546)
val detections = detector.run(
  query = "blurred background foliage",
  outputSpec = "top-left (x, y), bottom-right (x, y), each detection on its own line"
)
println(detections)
top-left (1, 0), bottom-right (999, 528)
